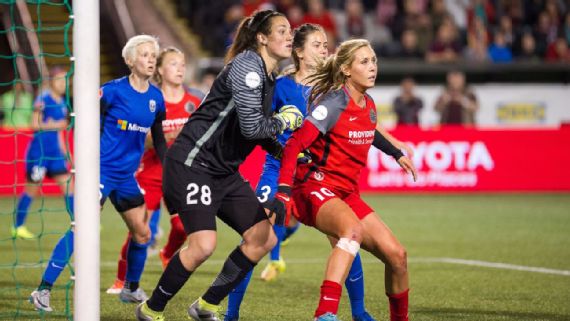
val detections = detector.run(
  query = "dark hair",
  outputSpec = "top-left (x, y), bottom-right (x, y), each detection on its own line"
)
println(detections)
top-left (290, 23), bottom-right (324, 73)
top-left (225, 10), bottom-right (285, 63)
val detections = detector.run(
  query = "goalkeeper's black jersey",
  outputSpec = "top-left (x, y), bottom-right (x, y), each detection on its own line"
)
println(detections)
top-left (168, 50), bottom-right (281, 176)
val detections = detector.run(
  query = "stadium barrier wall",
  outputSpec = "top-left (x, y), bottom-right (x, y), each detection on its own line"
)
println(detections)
top-left (3, 125), bottom-right (569, 194)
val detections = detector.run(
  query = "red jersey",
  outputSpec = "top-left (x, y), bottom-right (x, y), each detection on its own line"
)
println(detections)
top-left (137, 91), bottom-right (201, 182)
top-left (294, 89), bottom-right (377, 192)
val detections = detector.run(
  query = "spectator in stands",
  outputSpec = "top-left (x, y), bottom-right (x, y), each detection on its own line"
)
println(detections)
top-left (488, 30), bottom-right (513, 62)
top-left (1, 82), bottom-right (33, 129)
top-left (287, 3), bottom-right (305, 29)
top-left (376, 0), bottom-right (398, 31)
top-left (302, 0), bottom-right (338, 51)
top-left (223, 4), bottom-right (245, 50)
top-left (392, 0), bottom-right (434, 53)
top-left (443, 0), bottom-right (469, 32)
top-left (545, 35), bottom-right (570, 62)
top-left (464, 15), bottom-right (490, 61)
top-left (534, 11), bottom-right (558, 56)
top-left (393, 77), bottom-right (423, 126)
top-left (426, 20), bottom-right (462, 63)
top-left (383, 29), bottom-right (424, 59)
top-left (435, 71), bottom-right (478, 126)
top-left (498, 15), bottom-right (517, 49)
top-left (336, 0), bottom-right (390, 51)
top-left (467, 0), bottom-right (496, 28)
top-left (563, 12), bottom-right (570, 44)
top-left (516, 30), bottom-right (541, 62)
top-left (429, 0), bottom-right (450, 32)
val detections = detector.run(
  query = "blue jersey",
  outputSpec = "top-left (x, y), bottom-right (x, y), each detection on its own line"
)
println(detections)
top-left (99, 77), bottom-right (165, 178)
top-left (256, 75), bottom-right (310, 201)
top-left (29, 91), bottom-right (68, 156)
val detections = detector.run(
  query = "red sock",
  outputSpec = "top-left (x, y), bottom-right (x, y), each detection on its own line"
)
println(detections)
top-left (314, 280), bottom-right (342, 318)
top-left (162, 215), bottom-right (187, 259)
top-left (117, 233), bottom-right (130, 282)
top-left (387, 289), bottom-right (409, 321)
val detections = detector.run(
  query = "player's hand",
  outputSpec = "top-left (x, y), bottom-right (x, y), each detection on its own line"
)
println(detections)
top-left (397, 156), bottom-right (418, 182)
top-left (274, 105), bottom-right (303, 133)
top-left (395, 141), bottom-right (414, 159)
top-left (265, 185), bottom-right (293, 226)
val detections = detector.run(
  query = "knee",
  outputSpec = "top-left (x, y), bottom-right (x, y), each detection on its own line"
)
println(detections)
top-left (132, 226), bottom-right (151, 244)
top-left (388, 246), bottom-right (408, 275)
top-left (187, 239), bottom-right (216, 263)
top-left (341, 222), bottom-right (364, 244)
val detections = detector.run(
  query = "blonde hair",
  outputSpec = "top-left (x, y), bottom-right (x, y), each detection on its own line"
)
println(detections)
top-left (307, 39), bottom-right (372, 108)
top-left (122, 34), bottom-right (160, 67)
top-left (153, 46), bottom-right (184, 86)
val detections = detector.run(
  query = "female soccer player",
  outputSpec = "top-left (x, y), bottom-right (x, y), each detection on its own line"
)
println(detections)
top-left (269, 39), bottom-right (417, 321)
top-left (106, 46), bottom-right (203, 294)
top-left (136, 10), bottom-right (303, 321)
top-left (29, 35), bottom-right (168, 312)
top-left (12, 66), bottom-right (73, 240)
top-left (226, 24), bottom-right (390, 321)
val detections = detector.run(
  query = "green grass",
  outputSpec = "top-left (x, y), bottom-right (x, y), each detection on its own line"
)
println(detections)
top-left (1, 194), bottom-right (570, 320)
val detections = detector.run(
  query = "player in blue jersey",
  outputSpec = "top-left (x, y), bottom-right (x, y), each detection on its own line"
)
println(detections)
top-left (29, 35), bottom-right (167, 312)
top-left (225, 23), bottom-right (380, 321)
top-left (12, 66), bottom-right (73, 240)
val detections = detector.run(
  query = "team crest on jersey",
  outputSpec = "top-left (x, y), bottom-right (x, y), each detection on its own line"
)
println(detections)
top-left (149, 99), bottom-right (156, 112)
top-left (313, 171), bottom-right (325, 181)
top-left (369, 108), bottom-right (377, 123)
top-left (185, 101), bottom-right (196, 113)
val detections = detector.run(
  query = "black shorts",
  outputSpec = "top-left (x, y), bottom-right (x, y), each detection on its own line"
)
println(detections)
top-left (162, 157), bottom-right (267, 235)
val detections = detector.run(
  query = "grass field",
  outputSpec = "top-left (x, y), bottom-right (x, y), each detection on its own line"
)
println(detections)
top-left (1, 194), bottom-right (569, 321)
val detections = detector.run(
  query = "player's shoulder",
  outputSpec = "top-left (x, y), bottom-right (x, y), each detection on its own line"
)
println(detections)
top-left (318, 88), bottom-right (349, 109)
top-left (148, 83), bottom-right (164, 100)
top-left (100, 76), bottom-right (126, 99)
top-left (231, 50), bottom-right (264, 73)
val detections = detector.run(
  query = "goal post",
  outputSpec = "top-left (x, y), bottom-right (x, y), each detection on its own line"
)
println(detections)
top-left (72, 0), bottom-right (100, 320)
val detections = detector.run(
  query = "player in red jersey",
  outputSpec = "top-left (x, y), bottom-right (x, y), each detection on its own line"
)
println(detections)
top-left (267, 39), bottom-right (417, 321)
top-left (107, 46), bottom-right (202, 294)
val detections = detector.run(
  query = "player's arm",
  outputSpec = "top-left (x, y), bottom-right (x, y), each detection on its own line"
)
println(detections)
top-left (30, 100), bottom-right (66, 131)
top-left (373, 130), bottom-right (417, 181)
top-left (150, 109), bottom-right (167, 164)
top-left (228, 53), bottom-right (302, 140)
top-left (375, 125), bottom-right (414, 158)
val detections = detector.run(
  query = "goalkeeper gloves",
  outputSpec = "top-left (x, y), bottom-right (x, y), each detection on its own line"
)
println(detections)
top-left (265, 185), bottom-right (293, 226)
top-left (274, 105), bottom-right (303, 133)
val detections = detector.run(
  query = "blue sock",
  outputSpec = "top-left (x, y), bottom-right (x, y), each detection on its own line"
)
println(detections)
top-left (345, 253), bottom-right (366, 316)
top-left (42, 230), bottom-right (74, 285)
top-left (126, 238), bottom-right (149, 284)
top-left (270, 224), bottom-right (285, 261)
top-left (15, 192), bottom-right (32, 228)
top-left (65, 195), bottom-right (74, 220)
top-left (225, 269), bottom-right (253, 321)
top-left (149, 209), bottom-right (161, 243)
top-left (283, 222), bottom-right (300, 241)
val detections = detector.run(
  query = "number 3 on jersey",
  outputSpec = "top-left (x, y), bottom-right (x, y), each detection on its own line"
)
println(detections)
top-left (186, 183), bottom-right (212, 205)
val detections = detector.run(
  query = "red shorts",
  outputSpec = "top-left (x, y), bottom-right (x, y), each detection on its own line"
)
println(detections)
top-left (137, 177), bottom-right (162, 211)
top-left (291, 182), bottom-right (374, 227)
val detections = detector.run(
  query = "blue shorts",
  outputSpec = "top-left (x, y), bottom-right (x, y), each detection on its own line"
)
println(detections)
top-left (100, 174), bottom-right (145, 213)
top-left (255, 170), bottom-right (279, 205)
top-left (25, 149), bottom-right (69, 183)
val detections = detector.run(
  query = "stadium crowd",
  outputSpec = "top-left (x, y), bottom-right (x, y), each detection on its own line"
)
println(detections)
top-left (179, 0), bottom-right (570, 63)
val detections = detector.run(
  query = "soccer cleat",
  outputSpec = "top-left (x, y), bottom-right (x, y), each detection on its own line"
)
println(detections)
top-left (120, 287), bottom-right (148, 303)
top-left (315, 312), bottom-right (341, 321)
top-left (353, 311), bottom-right (377, 321)
top-left (29, 289), bottom-right (53, 312)
top-left (188, 297), bottom-right (222, 321)
top-left (136, 301), bottom-right (165, 321)
top-left (106, 279), bottom-right (124, 295)
top-left (280, 237), bottom-right (291, 247)
top-left (12, 226), bottom-right (36, 240)
top-left (159, 249), bottom-right (170, 269)
top-left (260, 257), bottom-right (286, 282)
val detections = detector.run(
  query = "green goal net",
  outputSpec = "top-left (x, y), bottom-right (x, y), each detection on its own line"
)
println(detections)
top-left (0, 1), bottom-right (74, 319)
